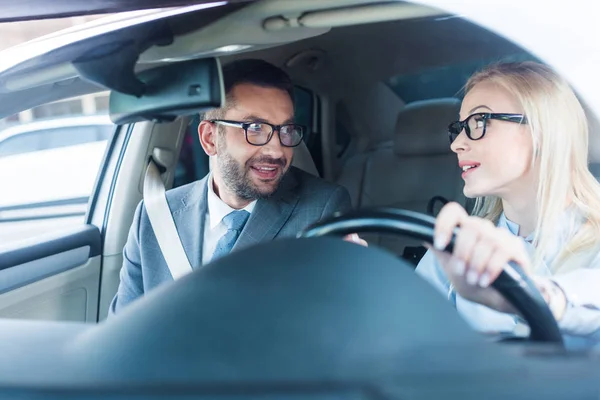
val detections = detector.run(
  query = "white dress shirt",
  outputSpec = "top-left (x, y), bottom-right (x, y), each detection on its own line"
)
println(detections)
top-left (202, 176), bottom-right (256, 265)
top-left (416, 211), bottom-right (600, 350)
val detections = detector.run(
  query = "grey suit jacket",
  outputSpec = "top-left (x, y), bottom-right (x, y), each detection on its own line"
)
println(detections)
top-left (109, 167), bottom-right (351, 314)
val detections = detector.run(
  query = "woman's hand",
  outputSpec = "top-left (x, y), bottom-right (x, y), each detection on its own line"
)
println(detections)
top-left (429, 202), bottom-right (531, 314)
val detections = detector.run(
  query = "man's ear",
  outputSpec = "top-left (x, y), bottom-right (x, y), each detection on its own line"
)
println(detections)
top-left (198, 120), bottom-right (218, 156)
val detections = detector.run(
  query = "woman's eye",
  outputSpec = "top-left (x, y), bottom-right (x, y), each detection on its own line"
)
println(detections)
top-left (474, 118), bottom-right (485, 129)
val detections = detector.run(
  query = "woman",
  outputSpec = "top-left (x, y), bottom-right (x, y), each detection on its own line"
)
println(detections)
top-left (415, 61), bottom-right (600, 349)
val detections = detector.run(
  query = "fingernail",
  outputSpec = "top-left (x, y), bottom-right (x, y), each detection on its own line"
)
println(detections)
top-left (453, 259), bottom-right (466, 275)
top-left (478, 272), bottom-right (491, 288)
top-left (466, 270), bottom-right (479, 286)
top-left (434, 234), bottom-right (447, 250)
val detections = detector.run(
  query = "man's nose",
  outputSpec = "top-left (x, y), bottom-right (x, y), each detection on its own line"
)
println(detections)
top-left (261, 131), bottom-right (285, 157)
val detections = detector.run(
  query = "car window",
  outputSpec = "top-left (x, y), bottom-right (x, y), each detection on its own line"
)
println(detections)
top-left (293, 86), bottom-right (314, 143)
top-left (0, 125), bottom-right (112, 157)
top-left (173, 116), bottom-right (209, 189)
top-left (293, 86), bottom-right (323, 175)
top-left (334, 102), bottom-right (352, 158)
top-left (387, 53), bottom-right (537, 102)
top-left (0, 93), bottom-right (114, 245)
top-left (0, 131), bottom-right (44, 156)
top-left (42, 125), bottom-right (112, 150)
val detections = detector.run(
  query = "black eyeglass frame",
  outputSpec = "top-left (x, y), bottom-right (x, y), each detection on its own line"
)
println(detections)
top-left (448, 113), bottom-right (528, 144)
top-left (210, 119), bottom-right (306, 148)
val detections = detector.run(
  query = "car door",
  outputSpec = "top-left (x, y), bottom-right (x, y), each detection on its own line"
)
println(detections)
top-left (0, 96), bottom-right (124, 322)
top-left (0, 2), bottom-right (241, 322)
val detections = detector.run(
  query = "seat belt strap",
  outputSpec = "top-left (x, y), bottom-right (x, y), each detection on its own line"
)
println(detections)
top-left (143, 157), bottom-right (193, 279)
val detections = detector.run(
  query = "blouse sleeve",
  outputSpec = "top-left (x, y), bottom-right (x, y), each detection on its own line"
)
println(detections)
top-left (551, 266), bottom-right (600, 339)
top-left (415, 249), bottom-right (456, 304)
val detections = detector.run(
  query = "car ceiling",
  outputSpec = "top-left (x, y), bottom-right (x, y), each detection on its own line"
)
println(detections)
top-left (0, 0), bottom-right (529, 119)
top-left (239, 16), bottom-right (526, 90)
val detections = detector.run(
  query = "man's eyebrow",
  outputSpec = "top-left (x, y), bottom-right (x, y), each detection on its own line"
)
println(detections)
top-left (241, 115), bottom-right (295, 125)
top-left (468, 105), bottom-right (493, 114)
top-left (241, 115), bottom-right (269, 123)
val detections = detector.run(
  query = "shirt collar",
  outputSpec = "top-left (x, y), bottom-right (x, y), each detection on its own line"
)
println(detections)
top-left (206, 174), bottom-right (256, 230)
top-left (497, 213), bottom-right (536, 242)
top-left (497, 207), bottom-right (585, 255)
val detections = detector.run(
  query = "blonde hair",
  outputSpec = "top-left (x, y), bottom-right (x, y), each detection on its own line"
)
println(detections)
top-left (467, 61), bottom-right (600, 272)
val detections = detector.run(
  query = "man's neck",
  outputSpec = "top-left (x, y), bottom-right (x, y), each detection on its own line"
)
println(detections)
top-left (211, 175), bottom-right (252, 210)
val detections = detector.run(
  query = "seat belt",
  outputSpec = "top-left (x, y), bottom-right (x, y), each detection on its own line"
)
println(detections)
top-left (143, 149), bottom-right (193, 279)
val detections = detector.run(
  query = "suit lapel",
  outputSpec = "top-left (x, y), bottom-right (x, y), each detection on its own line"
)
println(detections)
top-left (233, 170), bottom-right (300, 252)
top-left (172, 176), bottom-right (209, 270)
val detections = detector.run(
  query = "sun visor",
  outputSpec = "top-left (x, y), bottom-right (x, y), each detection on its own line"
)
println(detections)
top-left (109, 57), bottom-right (223, 125)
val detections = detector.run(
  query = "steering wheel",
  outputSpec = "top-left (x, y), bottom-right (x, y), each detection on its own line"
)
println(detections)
top-left (299, 207), bottom-right (563, 346)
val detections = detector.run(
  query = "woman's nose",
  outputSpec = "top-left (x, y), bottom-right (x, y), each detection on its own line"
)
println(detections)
top-left (450, 130), bottom-right (470, 154)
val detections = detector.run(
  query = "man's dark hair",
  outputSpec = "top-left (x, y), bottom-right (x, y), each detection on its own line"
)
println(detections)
top-left (204, 59), bottom-right (294, 121)
top-left (222, 58), bottom-right (294, 101)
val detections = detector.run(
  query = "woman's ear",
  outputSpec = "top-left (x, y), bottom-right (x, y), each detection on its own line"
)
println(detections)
top-left (199, 120), bottom-right (218, 156)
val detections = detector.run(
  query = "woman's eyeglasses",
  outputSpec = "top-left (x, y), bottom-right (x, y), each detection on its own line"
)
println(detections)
top-left (210, 119), bottom-right (305, 147)
top-left (448, 113), bottom-right (528, 144)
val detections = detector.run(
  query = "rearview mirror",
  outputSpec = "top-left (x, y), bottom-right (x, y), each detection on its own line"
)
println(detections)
top-left (109, 58), bottom-right (223, 124)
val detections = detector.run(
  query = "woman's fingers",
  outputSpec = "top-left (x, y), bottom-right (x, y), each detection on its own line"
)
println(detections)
top-left (464, 238), bottom-right (495, 287)
top-left (431, 203), bottom-right (533, 301)
top-left (452, 217), bottom-right (487, 269)
top-left (433, 202), bottom-right (468, 250)
top-left (456, 217), bottom-right (496, 285)
top-left (481, 229), bottom-right (531, 275)
top-left (483, 248), bottom-right (513, 285)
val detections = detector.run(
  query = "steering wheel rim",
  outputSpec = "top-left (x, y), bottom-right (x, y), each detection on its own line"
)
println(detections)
top-left (299, 207), bottom-right (564, 346)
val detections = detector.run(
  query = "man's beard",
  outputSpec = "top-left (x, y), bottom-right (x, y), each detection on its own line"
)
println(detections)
top-left (217, 146), bottom-right (289, 201)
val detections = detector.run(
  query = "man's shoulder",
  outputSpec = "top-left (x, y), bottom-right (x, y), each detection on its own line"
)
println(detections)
top-left (288, 167), bottom-right (345, 196)
top-left (163, 176), bottom-right (208, 215)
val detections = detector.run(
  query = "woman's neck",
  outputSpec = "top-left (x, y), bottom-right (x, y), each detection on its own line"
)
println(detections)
top-left (501, 195), bottom-right (538, 237)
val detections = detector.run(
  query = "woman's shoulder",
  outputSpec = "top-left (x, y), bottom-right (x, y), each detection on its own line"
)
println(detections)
top-left (553, 238), bottom-right (600, 273)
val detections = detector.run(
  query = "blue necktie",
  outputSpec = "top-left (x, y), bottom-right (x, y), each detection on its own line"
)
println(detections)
top-left (211, 210), bottom-right (250, 262)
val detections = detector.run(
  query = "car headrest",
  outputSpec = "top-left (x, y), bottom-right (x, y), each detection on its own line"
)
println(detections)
top-left (586, 104), bottom-right (600, 163)
top-left (394, 98), bottom-right (461, 156)
top-left (292, 140), bottom-right (319, 176)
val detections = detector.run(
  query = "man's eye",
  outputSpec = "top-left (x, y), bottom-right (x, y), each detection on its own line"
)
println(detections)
top-left (247, 123), bottom-right (265, 133)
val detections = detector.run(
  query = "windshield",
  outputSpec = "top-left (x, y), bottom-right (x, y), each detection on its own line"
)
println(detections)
top-left (0, 15), bottom-right (109, 52)
top-left (387, 53), bottom-right (538, 102)
top-left (0, 2), bottom-right (599, 394)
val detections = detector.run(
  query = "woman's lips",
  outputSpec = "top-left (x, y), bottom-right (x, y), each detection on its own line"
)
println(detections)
top-left (459, 161), bottom-right (481, 179)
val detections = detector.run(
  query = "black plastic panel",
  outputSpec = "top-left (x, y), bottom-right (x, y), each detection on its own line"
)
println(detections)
top-left (0, 224), bottom-right (101, 271)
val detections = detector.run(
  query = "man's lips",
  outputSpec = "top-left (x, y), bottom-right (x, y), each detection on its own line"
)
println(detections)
top-left (252, 165), bottom-right (279, 171)
top-left (250, 164), bottom-right (281, 180)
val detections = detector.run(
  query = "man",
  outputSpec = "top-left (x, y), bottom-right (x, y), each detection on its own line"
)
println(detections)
top-left (110, 59), bottom-right (363, 314)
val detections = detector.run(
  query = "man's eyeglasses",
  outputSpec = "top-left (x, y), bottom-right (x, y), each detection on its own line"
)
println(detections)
top-left (210, 119), bottom-right (306, 148)
top-left (447, 113), bottom-right (528, 144)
